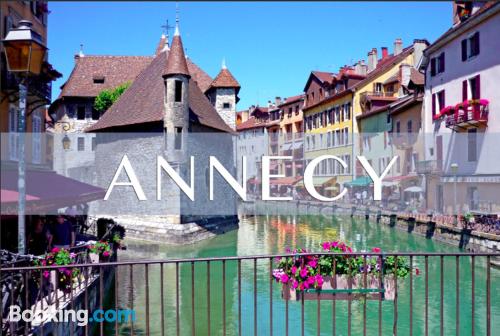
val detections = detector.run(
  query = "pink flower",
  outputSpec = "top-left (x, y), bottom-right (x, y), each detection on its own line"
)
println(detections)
top-left (315, 275), bottom-right (324, 287)
top-left (292, 280), bottom-right (299, 289)
top-left (280, 273), bottom-right (289, 283)
top-left (331, 241), bottom-right (339, 248)
top-left (51, 247), bottom-right (60, 253)
top-left (70, 252), bottom-right (76, 258)
top-left (372, 247), bottom-right (381, 253)
top-left (43, 271), bottom-right (50, 278)
top-left (306, 276), bottom-right (315, 285)
top-left (299, 268), bottom-right (308, 278)
top-left (285, 247), bottom-right (291, 253)
top-left (322, 242), bottom-right (331, 250)
top-left (415, 268), bottom-right (420, 276)
top-left (291, 266), bottom-right (297, 275)
top-left (103, 251), bottom-right (110, 257)
top-left (308, 259), bottom-right (317, 268)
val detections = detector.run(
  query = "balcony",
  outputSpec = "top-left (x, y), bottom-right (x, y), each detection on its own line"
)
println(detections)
top-left (415, 160), bottom-right (442, 174)
top-left (443, 100), bottom-right (489, 131)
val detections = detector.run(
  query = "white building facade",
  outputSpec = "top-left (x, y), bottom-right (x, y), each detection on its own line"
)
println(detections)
top-left (421, 2), bottom-right (500, 214)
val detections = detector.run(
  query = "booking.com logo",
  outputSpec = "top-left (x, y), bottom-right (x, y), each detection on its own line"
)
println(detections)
top-left (8, 305), bottom-right (136, 326)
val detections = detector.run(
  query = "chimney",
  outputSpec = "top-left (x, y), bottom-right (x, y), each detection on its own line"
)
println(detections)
top-left (367, 48), bottom-right (378, 72)
top-left (381, 47), bottom-right (389, 59)
top-left (412, 39), bottom-right (429, 67)
top-left (394, 38), bottom-right (403, 56)
top-left (354, 60), bottom-right (367, 76)
top-left (275, 96), bottom-right (282, 106)
top-left (398, 63), bottom-right (412, 88)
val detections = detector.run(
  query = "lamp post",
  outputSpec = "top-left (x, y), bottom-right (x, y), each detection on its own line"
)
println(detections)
top-left (2, 20), bottom-right (47, 254)
top-left (451, 163), bottom-right (459, 225)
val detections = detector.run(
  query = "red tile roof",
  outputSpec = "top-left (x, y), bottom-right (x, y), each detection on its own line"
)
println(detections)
top-left (86, 50), bottom-right (232, 133)
top-left (409, 68), bottom-right (424, 86)
top-left (312, 71), bottom-right (335, 84)
top-left (163, 34), bottom-right (190, 77)
top-left (58, 56), bottom-right (152, 98)
top-left (208, 68), bottom-right (240, 90)
top-left (236, 117), bottom-right (268, 131)
top-left (279, 94), bottom-right (305, 107)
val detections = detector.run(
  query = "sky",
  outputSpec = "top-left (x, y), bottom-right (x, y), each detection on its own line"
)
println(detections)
top-left (48, 1), bottom-right (451, 109)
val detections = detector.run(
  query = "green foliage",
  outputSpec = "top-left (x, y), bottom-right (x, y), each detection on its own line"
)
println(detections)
top-left (94, 82), bottom-right (131, 113)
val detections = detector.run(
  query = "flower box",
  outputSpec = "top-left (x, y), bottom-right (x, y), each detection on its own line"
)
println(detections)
top-left (281, 274), bottom-right (395, 301)
top-left (89, 252), bottom-right (100, 264)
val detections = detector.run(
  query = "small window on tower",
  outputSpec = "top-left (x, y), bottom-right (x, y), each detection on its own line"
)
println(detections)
top-left (175, 80), bottom-right (183, 102)
top-left (175, 127), bottom-right (183, 150)
top-left (223, 102), bottom-right (231, 109)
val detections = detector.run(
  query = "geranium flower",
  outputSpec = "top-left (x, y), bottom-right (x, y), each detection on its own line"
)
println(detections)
top-left (43, 271), bottom-right (50, 278)
top-left (308, 259), bottom-right (317, 268)
top-left (291, 266), bottom-right (297, 275)
top-left (299, 268), bottom-right (308, 278)
top-left (51, 247), bottom-right (60, 253)
top-left (292, 280), bottom-right (299, 289)
top-left (315, 275), bottom-right (324, 287)
top-left (103, 251), bottom-right (110, 257)
top-left (280, 274), bottom-right (289, 283)
top-left (322, 242), bottom-right (331, 250)
top-left (372, 247), bottom-right (381, 253)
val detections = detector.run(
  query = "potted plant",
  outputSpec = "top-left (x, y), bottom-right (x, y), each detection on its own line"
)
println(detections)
top-left (88, 241), bottom-right (112, 263)
top-left (33, 248), bottom-right (80, 293)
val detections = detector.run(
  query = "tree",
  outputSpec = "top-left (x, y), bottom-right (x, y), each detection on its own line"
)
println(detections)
top-left (94, 82), bottom-right (131, 114)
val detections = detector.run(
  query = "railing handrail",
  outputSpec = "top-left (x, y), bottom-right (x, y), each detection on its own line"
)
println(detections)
top-left (2, 251), bottom-right (499, 272)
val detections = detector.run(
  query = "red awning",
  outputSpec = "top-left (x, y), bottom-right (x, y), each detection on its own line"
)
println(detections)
top-left (248, 178), bottom-right (260, 185)
top-left (269, 176), bottom-right (302, 186)
top-left (1, 169), bottom-right (105, 214)
top-left (383, 174), bottom-right (418, 182)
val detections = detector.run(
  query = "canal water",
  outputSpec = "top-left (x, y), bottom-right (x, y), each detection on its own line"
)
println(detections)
top-left (110, 214), bottom-right (500, 335)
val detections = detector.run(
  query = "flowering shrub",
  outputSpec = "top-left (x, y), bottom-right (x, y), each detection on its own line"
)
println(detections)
top-left (273, 242), bottom-right (415, 291)
top-left (88, 241), bottom-right (112, 258)
top-left (33, 248), bottom-right (80, 291)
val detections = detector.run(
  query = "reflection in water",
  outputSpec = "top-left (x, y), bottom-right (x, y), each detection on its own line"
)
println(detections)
top-left (107, 214), bottom-right (500, 335)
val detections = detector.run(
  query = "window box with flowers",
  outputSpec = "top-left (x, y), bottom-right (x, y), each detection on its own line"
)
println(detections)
top-left (273, 242), bottom-right (416, 301)
top-left (434, 106), bottom-right (455, 121)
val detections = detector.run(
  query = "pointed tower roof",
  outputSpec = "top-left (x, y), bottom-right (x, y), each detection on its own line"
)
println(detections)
top-left (208, 61), bottom-right (240, 92)
top-left (155, 34), bottom-right (167, 55)
top-left (163, 25), bottom-right (190, 77)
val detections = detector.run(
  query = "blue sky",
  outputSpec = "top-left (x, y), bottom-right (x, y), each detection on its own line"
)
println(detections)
top-left (49, 1), bottom-right (451, 109)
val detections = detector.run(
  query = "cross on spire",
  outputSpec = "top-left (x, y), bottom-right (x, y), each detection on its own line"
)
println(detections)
top-left (161, 19), bottom-right (174, 39)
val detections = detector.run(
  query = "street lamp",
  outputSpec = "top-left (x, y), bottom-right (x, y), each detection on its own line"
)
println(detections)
top-left (62, 135), bottom-right (71, 150)
top-left (2, 20), bottom-right (47, 254)
top-left (450, 163), bottom-right (459, 225)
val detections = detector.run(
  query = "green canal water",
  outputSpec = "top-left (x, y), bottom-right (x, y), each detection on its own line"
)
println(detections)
top-left (111, 214), bottom-right (500, 335)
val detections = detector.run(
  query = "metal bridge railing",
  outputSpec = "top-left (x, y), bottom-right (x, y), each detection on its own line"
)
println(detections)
top-left (1, 252), bottom-right (498, 336)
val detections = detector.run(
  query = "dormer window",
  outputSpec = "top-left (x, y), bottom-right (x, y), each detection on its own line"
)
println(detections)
top-left (93, 76), bottom-right (105, 84)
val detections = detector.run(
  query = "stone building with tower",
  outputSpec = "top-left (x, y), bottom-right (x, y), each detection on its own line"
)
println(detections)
top-left (81, 23), bottom-right (240, 244)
